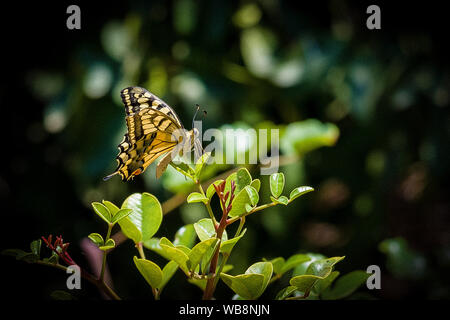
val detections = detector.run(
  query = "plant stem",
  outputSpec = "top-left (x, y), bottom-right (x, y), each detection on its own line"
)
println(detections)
top-left (100, 223), bottom-right (113, 282)
top-left (136, 242), bottom-right (146, 259)
top-left (227, 202), bottom-right (278, 225)
top-left (35, 260), bottom-right (121, 300)
top-left (198, 180), bottom-right (218, 225)
top-left (202, 200), bottom-right (228, 300)
top-left (234, 217), bottom-right (246, 237)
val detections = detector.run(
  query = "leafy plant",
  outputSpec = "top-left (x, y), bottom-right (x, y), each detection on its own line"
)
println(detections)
top-left (3, 148), bottom-right (368, 300)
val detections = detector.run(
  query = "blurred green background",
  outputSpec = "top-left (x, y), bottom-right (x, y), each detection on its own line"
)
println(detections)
top-left (1, 1), bottom-right (449, 300)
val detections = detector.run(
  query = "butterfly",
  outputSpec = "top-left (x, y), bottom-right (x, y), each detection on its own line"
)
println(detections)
top-left (104, 86), bottom-right (203, 182)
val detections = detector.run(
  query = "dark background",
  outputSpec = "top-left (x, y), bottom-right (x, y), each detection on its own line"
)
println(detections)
top-left (1, 1), bottom-right (449, 300)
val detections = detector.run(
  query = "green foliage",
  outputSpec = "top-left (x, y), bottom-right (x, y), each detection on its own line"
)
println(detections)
top-left (4, 151), bottom-right (373, 300)
top-left (221, 262), bottom-right (273, 300)
top-left (119, 193), bottom-right (163, 244)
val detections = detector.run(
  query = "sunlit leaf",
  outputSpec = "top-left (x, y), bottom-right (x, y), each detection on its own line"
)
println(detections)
top-left (134, 256), bottom-right (163, 289)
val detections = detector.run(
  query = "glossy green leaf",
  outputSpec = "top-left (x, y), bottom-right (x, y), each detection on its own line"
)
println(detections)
top-left (88, 233), bottom-right (104, 247)
top-left (194, 218), bottom-right (228, 242)
top-left (292, 253), bottom-right (326, 276)
top-left (275, 286), bottom-right (298, 300)
top-left (170, 161), bottom-right (195, 180)
top-left (314, 271), bottom-right (339, 295)
top-left (250, 179), bottom-right (261, 192)
top-left (290, 257), bottom-right (345, 295)
top-left (270, 172), bottom-right (285, 198)
top-left (270, 195), bottom-right (288, 205)
top-left (289, 186), bottom-right (314, 202)
top-left (220, 229), bottom-right (247, 254)
top-left (188, 238), bottom-right (219, 271)
top-left (91, 202), bottom-right (112, 223)
top-left (111, 208), bottom-right (133, 224)
top-left (280, 254), bottom-right (311, 275)
top-left (158, 260), bottom-right (179, 292)
top-left (99, 238), bottom-right (115, 251)
top-left (187, 192), bottom-right (209, 204)
top-left (102, 200), bottom-right (119, 217)
top-left (220, 262), bottom-right (273, 300)
top-left (235, 167), bottom-right (252, 193)
top-left (159, 237), bottom-right (190, 274)
top-left (321, 270), bottom-right (369, 299)
top-left (228, 186), bottom-right (259, 217)
top-left (269, 257), bottom-right (285, 275)
top-left (134, 256), bottom-right (163, 289)
top-left (173, 224), bottom-right (197, 248)
top-left (119, 193), bottom-right (163, 243)
top-left (206, 180), bottom-right (223, 199)
top-left (195, 152), bottom-right (211, 177)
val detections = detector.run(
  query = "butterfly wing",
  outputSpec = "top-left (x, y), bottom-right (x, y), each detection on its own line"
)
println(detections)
top-left (104, 87), bottom-right (186, 181)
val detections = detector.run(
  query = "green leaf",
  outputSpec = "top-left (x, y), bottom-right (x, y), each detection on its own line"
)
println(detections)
top-left (269, 257), bottom-right (285, 275)
top-left (111, 208), bottom-right (133, 224)
top-left (280, 119), bottom-right (340, 156)
top-left (314, 271), bottom-right (339, 295)
top-left (193, 218), bottom-right (228, 242)
top-left (88, 233), bottom-right (104, 247)
top-left (206, 180), bottom-right (223, 199)
top-left (275, 286), bottom-right (298, 300)
top-left (250, 179), bottom-right (261, 192)
top-left (290, 257), bottom-right (345, 296)
top-left (99, 238), bottom-right (115, 251)
top-left (292, 253), bottom-right (326, 276)
top-left (270, 195), bottom-right (288, 205)
top-left (280, 254), bottom-right (311, 275)
top-left (159, 237), bottom-right (190, 274)
top-left (91, 202), bottom-right (112, 223)
top-left (235, 168), bottom-right (252, 193)
top-left (270, 172), bottom-right (285, 198)
top-left (223, 168), bottom-right (253, 206)
top-left (102, 200), bottom-right (119, 217)
top-left (187, 192), bottom-right (209, 204)
top-left (158, 260), bottom-right (179, 292)
top-left (30, 239), bottom-right (42, 257)
top-left (173, 224), bottom-right (197, 248)
top-left (188, 238), bottom-right (219, 272)
top-left (170, 161), bottom-right (195, 180)
top-left (321, 270), bottom-right (369, 300)
top-left (228, 185), bottom-right (259, 217)
top-left (195, 152), bottom-right (211, 177)
top-left (220, 262), bottom-right (273, 300)
top-left (134, 256), bottom-right (163, 289)
top-left (289, 186), bottom-right (314, 202)
top-left (220, 229), bottom-right (247, 254)
top-left (119, 193), bottom-right (163, 243)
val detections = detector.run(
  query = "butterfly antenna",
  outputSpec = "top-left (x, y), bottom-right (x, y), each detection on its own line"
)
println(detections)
top-left (103, 171), bottom-right (118, 181)
top-left (192, 104), bottom-right (200, 129)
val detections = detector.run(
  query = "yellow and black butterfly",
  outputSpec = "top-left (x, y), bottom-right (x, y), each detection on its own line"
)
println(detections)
top-left (104, 86), bottom-right (202, 182)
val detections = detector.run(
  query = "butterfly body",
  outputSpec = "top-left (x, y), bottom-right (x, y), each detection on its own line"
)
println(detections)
top-left (104, 87), bottom-right (201, 182)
